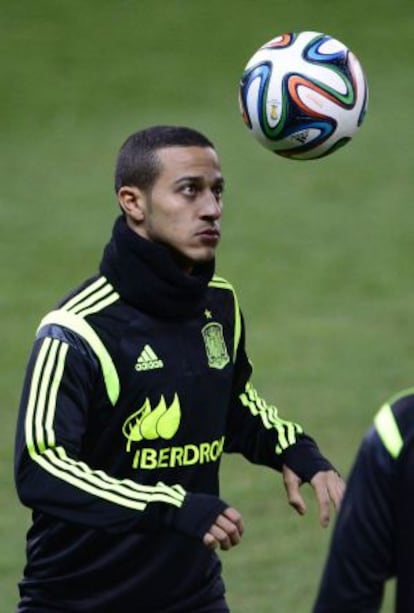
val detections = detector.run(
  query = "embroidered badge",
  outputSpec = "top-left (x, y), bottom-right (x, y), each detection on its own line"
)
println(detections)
top-left (201, 322), bottom-right (230, 370)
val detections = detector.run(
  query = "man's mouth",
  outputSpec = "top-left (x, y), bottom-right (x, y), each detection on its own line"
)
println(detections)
top-left (196, 227), bottom-right (221, 239)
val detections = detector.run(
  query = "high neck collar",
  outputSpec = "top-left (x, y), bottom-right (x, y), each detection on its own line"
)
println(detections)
top-left (99, 216), bottom-right (215, 319)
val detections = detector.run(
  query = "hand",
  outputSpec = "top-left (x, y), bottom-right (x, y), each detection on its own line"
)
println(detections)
top-left (203, 507), bottom-right (244, 551)
top-left (282, 465), bottom-right (346, 528)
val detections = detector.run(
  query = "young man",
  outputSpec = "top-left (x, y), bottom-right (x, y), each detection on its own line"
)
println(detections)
top-left (313, 389), bottom-right (414, 613)
top-left (15, 125), bottom-right (344, 612)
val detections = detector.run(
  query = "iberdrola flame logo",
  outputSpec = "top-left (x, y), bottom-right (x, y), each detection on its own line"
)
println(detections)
top-left (122, 394), bottom-right (181, 451)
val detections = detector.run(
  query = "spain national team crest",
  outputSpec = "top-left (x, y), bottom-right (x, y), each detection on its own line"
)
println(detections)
top-left (201, 322), bottom-right (230, 369)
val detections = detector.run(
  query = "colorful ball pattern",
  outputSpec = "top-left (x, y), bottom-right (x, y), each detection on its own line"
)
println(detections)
top-left (239, 31), bottom-right (368, 160)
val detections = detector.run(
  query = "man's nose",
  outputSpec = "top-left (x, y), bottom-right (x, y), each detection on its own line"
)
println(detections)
top-left (201, 192), bottom-right (222, 218)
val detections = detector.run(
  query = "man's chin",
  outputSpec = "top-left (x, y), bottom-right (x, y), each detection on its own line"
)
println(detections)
top-left (170, 247), bottom-right (217, 274)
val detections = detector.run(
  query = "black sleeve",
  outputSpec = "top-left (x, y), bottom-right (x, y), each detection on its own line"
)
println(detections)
top-left (14, 330), bottom-right (228, 540)
top-left (224, 314), bottom-right (334, 482)
top-left (312, 427), bottom-right (395, 613)
top-left (394, 438), bottom-right (414, 611)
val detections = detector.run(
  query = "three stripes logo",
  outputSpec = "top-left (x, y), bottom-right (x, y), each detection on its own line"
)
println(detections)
top-left (135, 344), bottom-right (164, 371)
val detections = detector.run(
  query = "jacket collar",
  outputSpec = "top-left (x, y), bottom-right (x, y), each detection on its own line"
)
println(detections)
top-left (99, 216), bottom-right (214, 319)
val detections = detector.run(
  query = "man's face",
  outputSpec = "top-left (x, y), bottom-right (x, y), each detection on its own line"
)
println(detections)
top-left (122, 146), bottom-right (224, 272)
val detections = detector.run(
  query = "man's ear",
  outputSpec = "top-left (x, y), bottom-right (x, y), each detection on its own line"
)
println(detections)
top-left (117, 186), bottom-right (146, 222)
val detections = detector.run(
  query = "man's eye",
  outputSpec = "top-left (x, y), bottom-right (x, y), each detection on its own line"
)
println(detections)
top-left (182, 185), bottom-right (197, 196)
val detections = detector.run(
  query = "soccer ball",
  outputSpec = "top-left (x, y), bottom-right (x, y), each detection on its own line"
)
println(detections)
top-left (239, 31), bottom-right (368, 160)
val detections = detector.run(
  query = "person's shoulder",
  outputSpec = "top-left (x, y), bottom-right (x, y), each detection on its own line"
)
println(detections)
top-left (35, 274), bottom-right (122, 336)
top-left (56, 274), bottom-right (120, 315)
top-left (208, 275), bottom-right (243, 318)
top-left (367, 389), bottom-right (414, 467)
top-left (208, 274), bottom-right (237, 293)
top-left (387, 389), bottom-right (414, 418)
top-left (385, 389), bottom-right (414, 449)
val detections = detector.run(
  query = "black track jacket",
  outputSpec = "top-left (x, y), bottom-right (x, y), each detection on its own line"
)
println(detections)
top-left (15, 216), bottom-right (333, 612)
top-left (313, 390), bottom-right (414, 612)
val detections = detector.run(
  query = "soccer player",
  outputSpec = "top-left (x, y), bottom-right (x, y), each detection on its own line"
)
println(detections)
top-left (313, 389), bottom-right (414, 612)
top-left (15, 125), bottom-right (344, 612)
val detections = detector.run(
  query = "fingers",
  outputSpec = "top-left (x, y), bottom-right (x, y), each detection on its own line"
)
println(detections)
top-left (222, 506), bottom-right (245, 538)
top-left (203, 507), bottom-right (244, 551)
top-left (283, 465), bottom-right (346, 528)
top-left (311, 470), bottom-right (346, 528)
top-left (283, 464), bottom-right (306, 516)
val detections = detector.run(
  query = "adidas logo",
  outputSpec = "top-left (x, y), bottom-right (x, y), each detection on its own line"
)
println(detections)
top-left (135, 344), bottom-right (164, 371)
top-left (292, 129), bottom-right (309, 144)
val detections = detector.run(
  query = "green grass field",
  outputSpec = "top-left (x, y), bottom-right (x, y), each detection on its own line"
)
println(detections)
top-left (2, 0), bottom-right (413, 610)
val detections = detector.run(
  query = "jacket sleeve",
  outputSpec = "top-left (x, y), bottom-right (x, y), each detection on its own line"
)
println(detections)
top-left (14, 323), bottom-right (227, 539)
top-left (224, 313), bottom-right (334, 482)
top-left (312, 427), bottom-right (395, 612)
top-left (314, 392), bottom-right (414, 612)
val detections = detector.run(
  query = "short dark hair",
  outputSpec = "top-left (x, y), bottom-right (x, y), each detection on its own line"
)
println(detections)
top-left (114, 125), bottom-right (215, 193)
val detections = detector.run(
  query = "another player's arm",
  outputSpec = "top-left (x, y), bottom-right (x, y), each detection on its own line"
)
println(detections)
top-left (313, 425), bottom-right (395, 612)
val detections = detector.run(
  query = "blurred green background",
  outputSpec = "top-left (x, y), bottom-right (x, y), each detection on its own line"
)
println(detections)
top-left (2, 0), bottom-right (413, 610)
